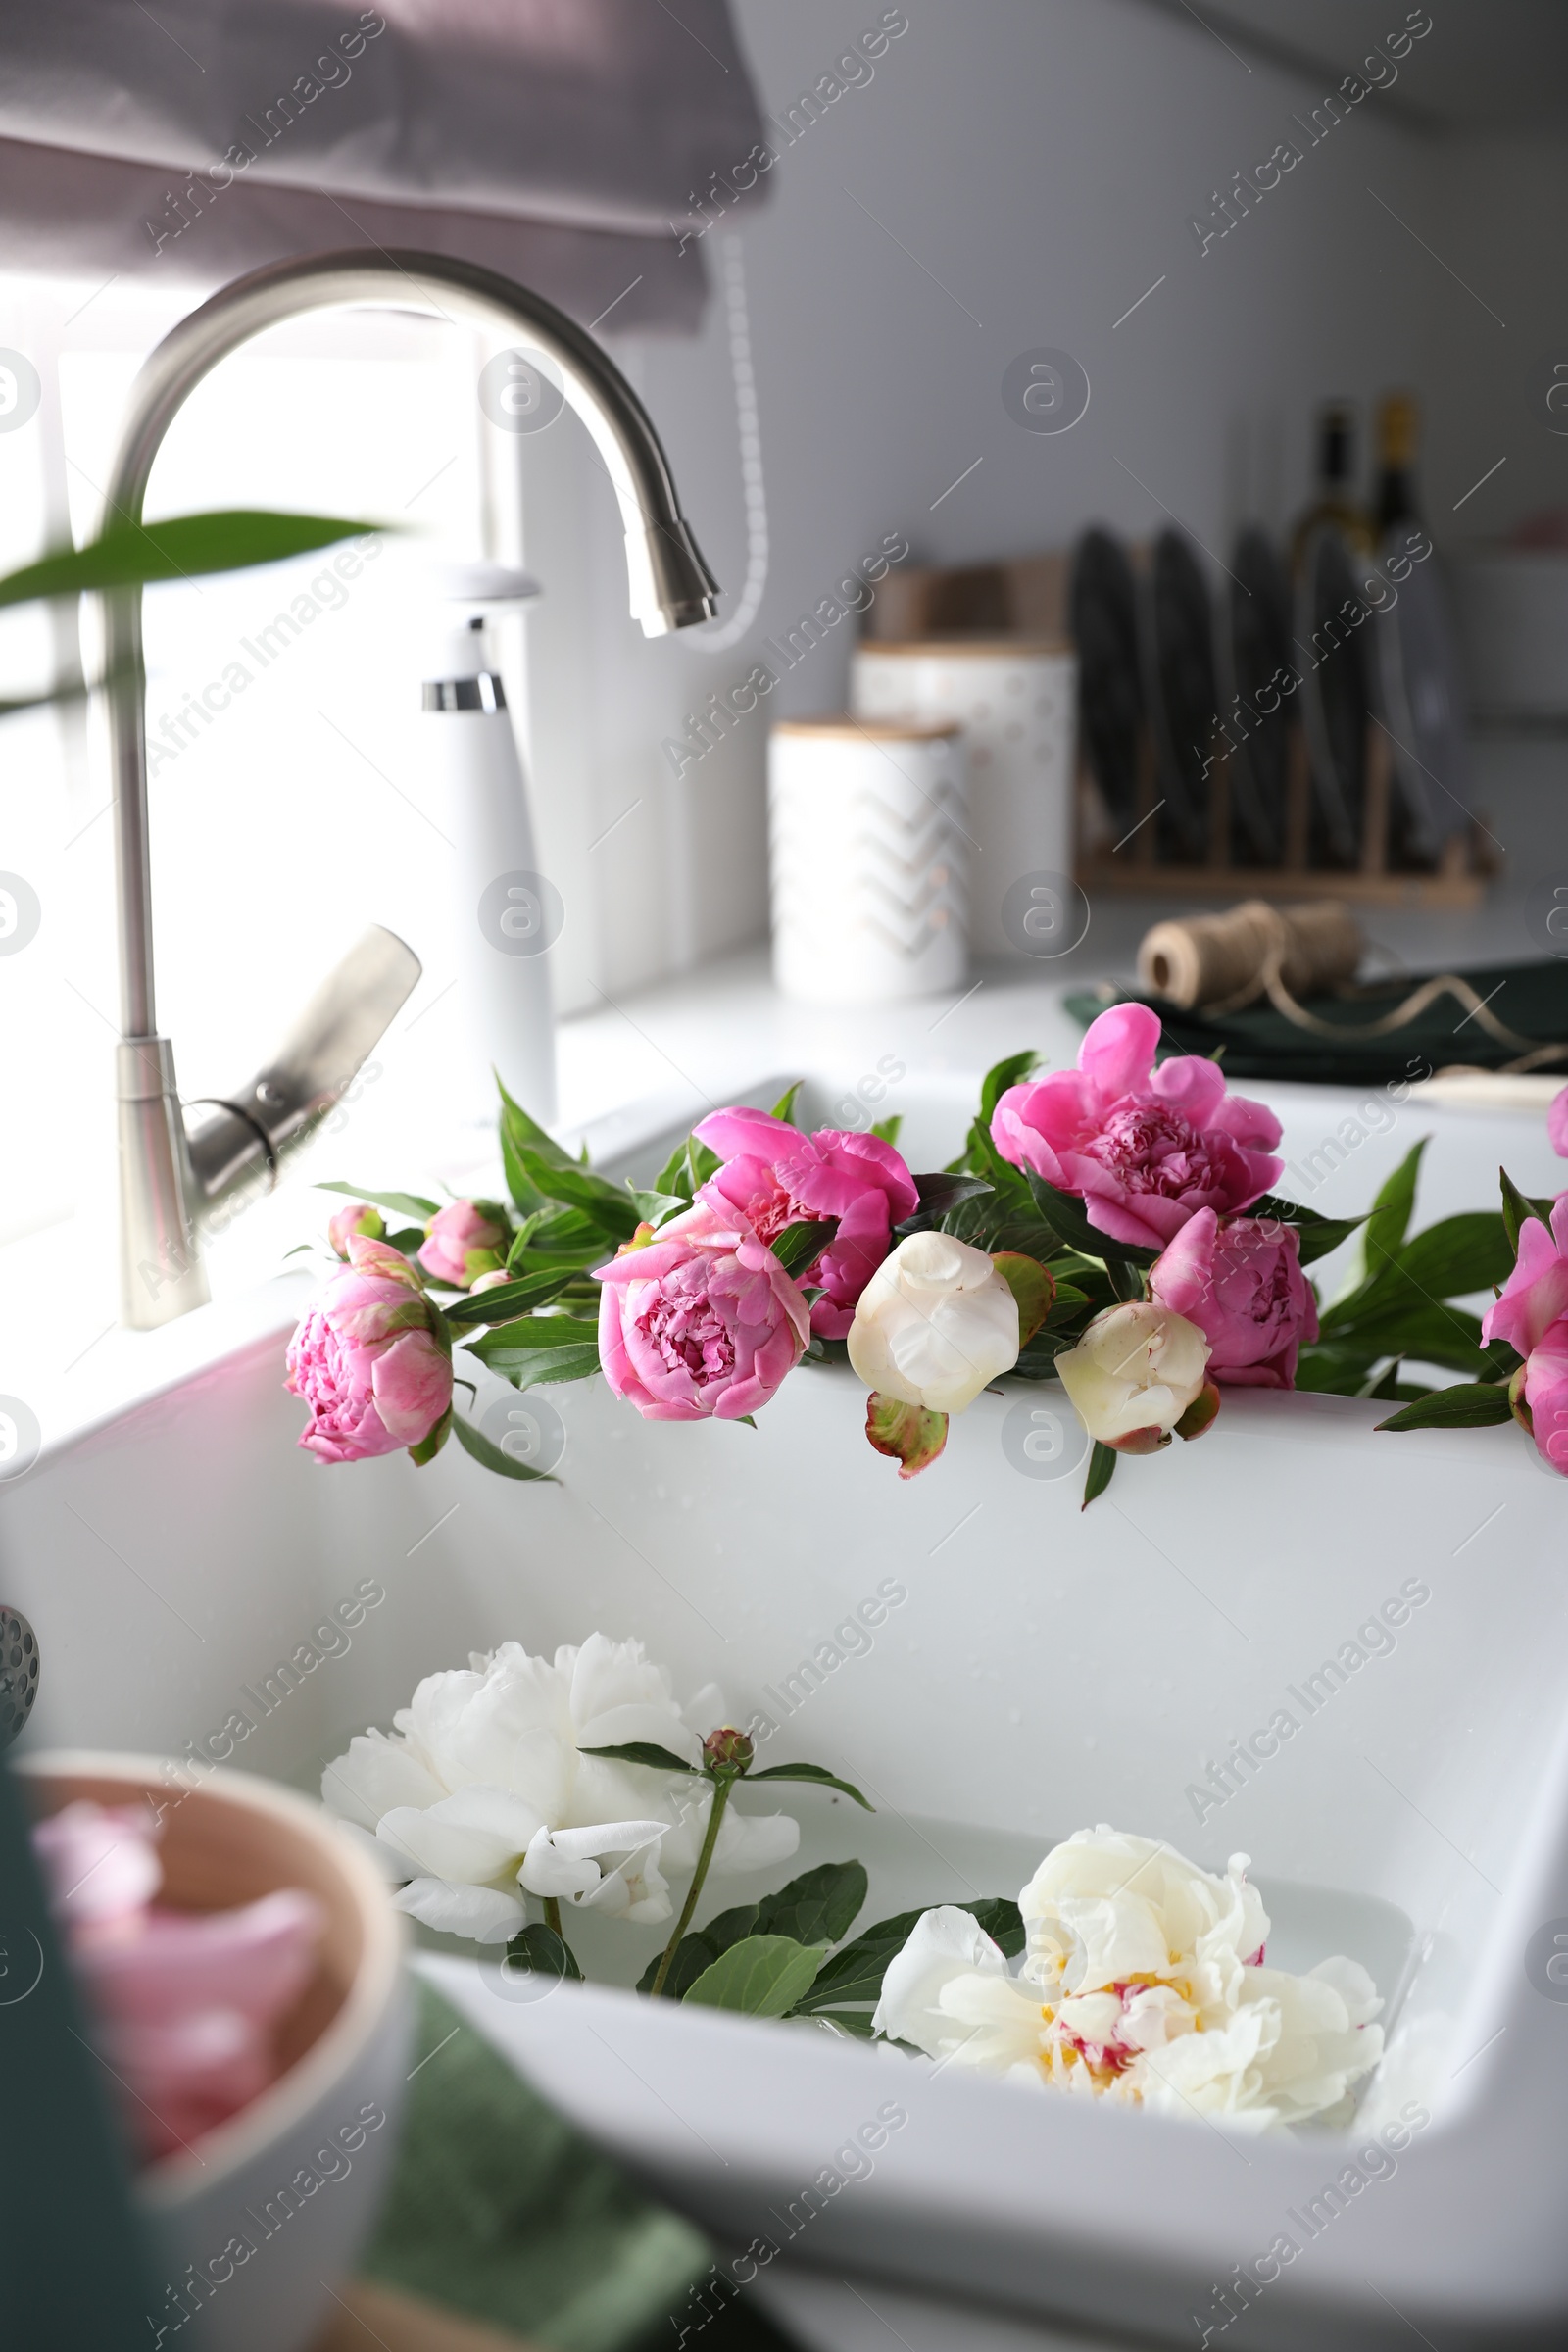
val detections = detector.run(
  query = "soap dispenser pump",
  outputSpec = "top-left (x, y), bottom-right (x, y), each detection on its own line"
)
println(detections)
top-left (420, 563), bottom-right (558, 1126)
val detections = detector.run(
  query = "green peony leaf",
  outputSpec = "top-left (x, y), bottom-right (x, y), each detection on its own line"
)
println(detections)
top-left (864, 1391), bottom-right (948, 1480)
top-left (755, 1861), bottom-right (868, 1947)
top-left (0, 509), bottom-right (380, 610)
top-left (682, 1935), bottom-right (825, 2016)
top-left (1082, 1440), bottom-right (1117, 1510)
top-left (1375, 1382), bottom-right (1513, 1432)
top-left (747, 1761), bottom-right (874, 1811)
top-left (449, 1414), bottom-right (556, 1481)
top-left (979, 1050), bottom-right (1041, 1128)
top-left (768, 1081), bottom-right (804, 1124)
top-left (443, 1272), bottom-right (571, 1325)
top-left (318, 1180), bottom-right (439, 1220)
top-left (636, 1903), bottom-right (760, 1998)
top-left (771, 1218), bottom-right (836, 1276)
top-left (578, 1741), bottom-right (700, 1775)
top-left (504, 1923), bottom-right (582, 1983)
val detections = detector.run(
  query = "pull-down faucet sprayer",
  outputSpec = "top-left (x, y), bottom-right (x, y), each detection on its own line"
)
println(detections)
top-left (99, 248), bottom-right (719, 1330)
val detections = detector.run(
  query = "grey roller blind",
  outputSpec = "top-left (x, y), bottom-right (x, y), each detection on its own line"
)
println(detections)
top-left (0, 0), bottom-right (767, 327)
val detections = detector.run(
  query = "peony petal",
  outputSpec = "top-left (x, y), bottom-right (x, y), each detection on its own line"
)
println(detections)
top-left (873, 1905), bottom-right (1010, 2051)
top-left (392, 1878), bottom-right (523, 1943)
top-left (320, 1732), bottom-right (446, 1830)
top-left (1077, 1003), bottom-right (1161, 1102)
top-left (375, 1786), bottom-right (543, 1885)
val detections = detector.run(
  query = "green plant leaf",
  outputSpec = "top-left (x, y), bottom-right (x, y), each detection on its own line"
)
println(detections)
top-left (755, 1861), bottom-right (868, 1947)
top-left (1355, 1139), bottom-right (1427, 1286)
top-left (449, 1413), bottom-right (556, 1481)
top-left (1377, 1212), bottom-right (1515, 1305)
top-left (1246, 1195), bottom-right (1369, 1267)
top-left (871, 1114), bottom-right (903, 1147)
top-left (491, 1344), bottom-right (602, 1392)
top-left (1023, 1169), bottom-right (1157, 1268)
top-left (630, 1190), bottom-right (688, 1226)
top-left (443, 1271), bottom-right (571, 1324)
top-left (769, 1081), bottom-right (804, 1124)
top-left (1499, 1166), bottom-right (1557, 1255)
top-left (635, 1903), bottom-right (760, 1998)
top-left (991, 1252), bottom-right (1055, 1344)
top-left (0, 509), bottom-right (379, 611)
top-left (511, 1147), bottom-right (642, 1239)
top-left (682, 1935), bottom-right (826, 2016)
top-left (747, 1762), bottom-right (874, 1811)
top-left (466, 1313), bottom-right (600, 1353)
top-left (893, 1171), bottom-right (994, 1238)
top-left (1083, 1440), bottom-right (1117, 1509)
top-left (318, 1180), bottom-right (439, 1221)
top-left (1375, 1382), bottom-right (1513, 1432)
top-left (793, 1895), bottom-right (1023, 2016)
top-left (980, 1050), bottom-right (1041, 1128)
top-left (864, 1391), bottom-right (948, 1479)
top-left (504, 1923), bottom-right (582, 1983)
top-left (496, 1073), bottom-right (577, 1169)
top-left (578, 1741), bottom-right (700, 1775)
top-left (771, 1218), bottom-right (836, 1276)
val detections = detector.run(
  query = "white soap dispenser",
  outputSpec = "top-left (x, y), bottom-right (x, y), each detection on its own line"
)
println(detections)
top-left (420, 563), bottom-right (558, 1128)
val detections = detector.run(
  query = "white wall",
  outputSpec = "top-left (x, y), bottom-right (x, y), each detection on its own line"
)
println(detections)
top-left (532, 0), bottom-right (1448, 1009)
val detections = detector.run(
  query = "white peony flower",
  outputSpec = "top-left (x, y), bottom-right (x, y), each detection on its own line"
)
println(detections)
top-left (847, 1233), bottom-right (1020, 1414)
top-left (1054, 1301), bottom-right (1209, 1449)
top-left (874, 1826), bottom-right (1383, 2132)
top-left (321, 1634), bottom-right (798, 1942)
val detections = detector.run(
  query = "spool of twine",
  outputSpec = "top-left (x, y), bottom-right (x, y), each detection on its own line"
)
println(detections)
top-left (1138, 901), bottom-right (1362, 1012)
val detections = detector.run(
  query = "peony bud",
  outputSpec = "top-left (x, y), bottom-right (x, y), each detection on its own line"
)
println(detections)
top-left (847, 1232), bottom-right (1020, 1414)
top-left (327, 1200), bottom-right (384, 1258)
top-left (468, 1267), bottom-right (513, 1294)
top-left (703, 1727), bottom-right (755, 1774)
top-left (418, 1200), bottom-right (510, 1288)
top-left (1054, 1300), bottom-right (1210, 1450)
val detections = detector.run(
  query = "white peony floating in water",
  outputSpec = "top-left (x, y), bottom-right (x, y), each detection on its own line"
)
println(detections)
top-left (321, 1634), bottom-right (799, 1942)
top-left (873, 1826), bottom-right (1383, 2132)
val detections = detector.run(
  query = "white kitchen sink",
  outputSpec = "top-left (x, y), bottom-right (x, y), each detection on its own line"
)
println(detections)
top-left (6, 1066), bottom-right (1567, 2349)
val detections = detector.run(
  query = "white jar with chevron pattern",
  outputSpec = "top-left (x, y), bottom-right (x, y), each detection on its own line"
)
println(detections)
top-left (851, 638), bottom-right (1076, 960)
top-left (768, 716), bottom-right (968, 1004)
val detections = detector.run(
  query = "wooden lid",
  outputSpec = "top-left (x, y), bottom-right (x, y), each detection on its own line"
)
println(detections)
top-left (856, 635), bottom-right (1071, 658)
top-left (772, 714), bottom-right (960, 740)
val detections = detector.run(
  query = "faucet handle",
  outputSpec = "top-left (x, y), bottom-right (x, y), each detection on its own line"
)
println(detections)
top-left (185, 925), bottom-right (421, 1218)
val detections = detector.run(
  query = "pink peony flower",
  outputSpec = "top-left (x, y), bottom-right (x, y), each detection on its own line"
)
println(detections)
top-left (1550, 1086), bottom-right (1568, 1159)
top-left (693, 1106), bottom-right (918, 1338)
top-left (286, 1234), bottom-right (453, 1464)
top-left (1482, 1197), bottom-right (1568, 1475)
top-left (992, 1004), bottom-right (1283, 1253)
top-left (1150, 1208), bottom-right (1319, 1388)
top-left (326, 1200), bottom-right (384, 1257)
top-left (594, 1197), bottom-right (810, 1422)
top-left (34, 1799), bottom-right (322, 2163)
top-left (418, 1199), bottom-right (508, 1287)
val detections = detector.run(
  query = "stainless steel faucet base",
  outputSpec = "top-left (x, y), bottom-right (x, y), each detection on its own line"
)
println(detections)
top-left (100, 250), bottom-right (720, 1330)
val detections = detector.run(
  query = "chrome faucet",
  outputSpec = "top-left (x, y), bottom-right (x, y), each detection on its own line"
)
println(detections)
top-left (100, 249), bottom-right (719, 1331)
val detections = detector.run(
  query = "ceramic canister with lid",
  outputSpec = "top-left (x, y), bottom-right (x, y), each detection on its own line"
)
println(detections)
top-left (768, 716), bottom-right (967, 1004)
top-left (851, 638), bottom-right (1076, 959)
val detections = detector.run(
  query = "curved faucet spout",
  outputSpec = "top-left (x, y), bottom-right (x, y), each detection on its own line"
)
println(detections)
top-left (102, 248), bottom-right (720, 1328)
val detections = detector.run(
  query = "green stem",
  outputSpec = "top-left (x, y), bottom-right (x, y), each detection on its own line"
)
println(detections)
top-left (543, 1896), bottom-right (563, 1937)
top-left (650, 1774), bottom-right (733, 1998)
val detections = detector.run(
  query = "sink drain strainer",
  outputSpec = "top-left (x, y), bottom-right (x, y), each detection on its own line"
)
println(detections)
top-left (0, 1606), bottom-right (39, 1750)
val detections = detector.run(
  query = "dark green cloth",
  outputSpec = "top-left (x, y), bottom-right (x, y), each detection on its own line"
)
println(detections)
top-left (362, 1978), bottom-right (797, 2352)
top-left (1064, 957), bottom-right (1568, 1087)
top-left (0, 1758), bottom-right (158, 2350)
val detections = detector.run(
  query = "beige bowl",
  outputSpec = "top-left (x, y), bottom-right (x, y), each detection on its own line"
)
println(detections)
top-left (22, 1752), bottom-right (410, 2352)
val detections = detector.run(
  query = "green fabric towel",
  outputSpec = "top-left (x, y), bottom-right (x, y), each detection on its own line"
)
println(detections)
top-left (361, 1977), bottom-right (796, 2352)
top-left (1064, 956), bottom-right (1568, 1087)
